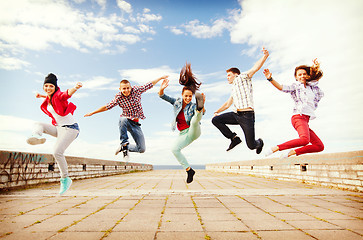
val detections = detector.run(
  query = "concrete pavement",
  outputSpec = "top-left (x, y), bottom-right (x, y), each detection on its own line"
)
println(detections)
top-left (0, 170), bottom-right (362, 240)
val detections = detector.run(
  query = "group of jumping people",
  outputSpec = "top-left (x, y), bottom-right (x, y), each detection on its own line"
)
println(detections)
top-left (27, 48), bottom-right (325, 195)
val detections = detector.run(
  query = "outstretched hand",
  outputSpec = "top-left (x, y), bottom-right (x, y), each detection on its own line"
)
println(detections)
top-left (312, 58), bottom-right (320, 66)
top-left (263, 69), bottom-right (272, 79)
top-left (160, 79), bottom-right (169, 91)
top-left (262, 47), bottom-right (269, 57)
top-left (75, 82), bottom-right (83, 89)
top-left (35, 92), bottom-right (46, 98)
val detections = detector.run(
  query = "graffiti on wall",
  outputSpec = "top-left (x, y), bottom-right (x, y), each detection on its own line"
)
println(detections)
top-left (0, 151), bottom-right (49, 188)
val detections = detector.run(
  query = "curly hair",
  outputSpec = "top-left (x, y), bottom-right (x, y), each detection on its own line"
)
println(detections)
top-left (179, 62), bottom-right (201, 94)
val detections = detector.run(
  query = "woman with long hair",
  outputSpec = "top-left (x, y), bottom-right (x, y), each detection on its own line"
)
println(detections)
top-left (263, 59), bottom-right (324, 158)
top-left (27, 73), bottom-right (82, 195)
top-left (158, 63), bottom-right (205, 183)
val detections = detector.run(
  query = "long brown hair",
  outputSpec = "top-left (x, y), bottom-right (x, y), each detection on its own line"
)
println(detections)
top-left (179, 62), bottom-right (201, 94)
top-left (294, 63), bottom-right (323, 87)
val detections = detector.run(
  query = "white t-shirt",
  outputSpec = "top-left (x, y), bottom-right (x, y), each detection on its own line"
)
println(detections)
top-left (301, 86), bottom-right (316, 118)
top-left (47, 104), bottom-right (76, 126)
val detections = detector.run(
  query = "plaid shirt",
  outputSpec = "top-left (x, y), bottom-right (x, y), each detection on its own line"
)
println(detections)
top-left (231, 73), bottom-right (254, 110)
top-left (106, 82), bottom-right (153, 120)
top-left (282, 81), bottom-right (324, 120)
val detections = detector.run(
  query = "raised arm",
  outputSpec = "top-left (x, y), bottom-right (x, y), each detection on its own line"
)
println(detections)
top-left (158, 79), bottom-right (169, 96)
top-left (151, 75), bottom-right (169, 86)
top-left (67, 82), bottom-right (83, 97)
top-left (263, 69), bottom-right (283, 91)
top-left (213, 96), bottom-right (233, 117)
top-left (247, 47), bottom-right (269, 78)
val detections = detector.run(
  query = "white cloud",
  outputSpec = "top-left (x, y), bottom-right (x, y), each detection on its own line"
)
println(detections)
top-left (0, 0), bottom-right (163, 70)
top-left (167, 26), bottom-right (184, 35)
top-left (168, 8), bottom-right (239, 38)
top-left (137, 10), bottom-right (162, 23)
top-left (117, 0), bottom-right (132, 13)
top-left (119, 65), bottom-right (179, 86)
top-left (183, 19), bottom-right (230, 39)
top-left (81, 76), bottom-right (118, 90)
top-left (95, 0), bottom-right (107, 10)
top-left (0, 55), bottom-right (29, 70)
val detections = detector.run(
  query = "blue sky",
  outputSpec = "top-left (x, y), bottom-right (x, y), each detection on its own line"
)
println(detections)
top-left (1, 0), bottom-right (362, 166)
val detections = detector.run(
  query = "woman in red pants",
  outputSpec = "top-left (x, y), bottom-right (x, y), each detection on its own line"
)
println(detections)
top-left (263, 59), bottom-right (324, 158)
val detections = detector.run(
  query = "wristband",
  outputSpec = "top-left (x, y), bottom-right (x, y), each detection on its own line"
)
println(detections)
top-left (267, 77), bottom-right (273, 81)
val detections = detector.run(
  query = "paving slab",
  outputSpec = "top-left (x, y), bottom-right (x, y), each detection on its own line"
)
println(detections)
top-left (0, 169), bottom-right (362, 240)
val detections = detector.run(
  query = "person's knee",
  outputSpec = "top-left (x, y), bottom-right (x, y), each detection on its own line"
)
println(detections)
top-left (299, 136), bottom-right (310, 146)
top-left (139, 146), bottom-right (146, 153)
top-left (53, 150), bottom-right (64, 159)
top-left (171, 147), bottom-right (180, 156)
top-left (317, 142), bottom-right (324, 152)
top-left (211, 116), bottom-right (219, 126)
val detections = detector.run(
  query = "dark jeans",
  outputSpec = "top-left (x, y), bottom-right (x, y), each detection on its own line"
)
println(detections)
top-left (212, 111), bottom-right (261, 150)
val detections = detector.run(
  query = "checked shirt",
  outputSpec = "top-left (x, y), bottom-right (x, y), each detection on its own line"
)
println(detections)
top-left (106, 82), bottom-right (153, 120)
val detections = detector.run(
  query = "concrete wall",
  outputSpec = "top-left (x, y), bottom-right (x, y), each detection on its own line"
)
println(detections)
top-left (206, 150), bottom-right (363, 192)
top-left (0, 150), bottom-right (153, 190)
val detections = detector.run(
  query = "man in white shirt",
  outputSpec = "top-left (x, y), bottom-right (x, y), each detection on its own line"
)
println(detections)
top-left (212, 47), bottom-right (269, 153)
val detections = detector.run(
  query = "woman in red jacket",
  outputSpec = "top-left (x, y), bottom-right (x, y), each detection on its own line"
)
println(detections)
top-left (27, 73), bottom-right (82, 195)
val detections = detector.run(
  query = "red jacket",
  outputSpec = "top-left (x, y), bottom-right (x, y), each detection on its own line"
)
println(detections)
top-left (40, 88), bottom-right (77, 126)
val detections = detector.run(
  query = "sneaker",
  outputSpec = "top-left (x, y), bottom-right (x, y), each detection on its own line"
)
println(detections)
top-left (122, 144), bottom-right (129, 160)
top-left (256, 138), bottom-right (264, 154)
top-left (116, 143), bottom-right (129, 160)
top-left (122, 145), bottom-right (129, 161)
top-left (226, 136), bottom-right (242, 151)
top-left (264, 147), bottom-right (274, 157)
top-left (26, 135), bottom-right (46, 145)
top-left (195, 92), bottom-right (204, 111)
top-left (186, 168), bottom-right (195, 184)
top-left (280, 151), bottom-right (289, 159)
top-left (59, 177), bottom-right (72, 195)
top-left (115, 145), bottom-right (122, 155)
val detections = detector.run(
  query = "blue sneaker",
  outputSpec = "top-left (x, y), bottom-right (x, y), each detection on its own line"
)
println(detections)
top-left (59, 177), bottom-right (72, 195)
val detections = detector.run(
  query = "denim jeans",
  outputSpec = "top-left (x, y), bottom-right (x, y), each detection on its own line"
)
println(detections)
top-left (119, 117), bottom-right (146, 153)
top-left (212, 111), bottom-right (261, 150)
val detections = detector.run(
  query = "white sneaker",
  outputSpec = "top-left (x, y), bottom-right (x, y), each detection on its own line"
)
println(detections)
top-left (26, 135), bottom-right (46, 145)
top-left (280, 151), bottom-right (289, 159)
top-left (264, 147), bottom-right (274, 157)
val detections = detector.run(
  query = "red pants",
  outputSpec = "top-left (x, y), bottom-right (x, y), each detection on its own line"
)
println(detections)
top-left (278, 114), bottom-right (324, 156)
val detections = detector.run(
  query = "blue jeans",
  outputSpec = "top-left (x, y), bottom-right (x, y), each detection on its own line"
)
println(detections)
top-left (119, 117), bottom-right (146, 153)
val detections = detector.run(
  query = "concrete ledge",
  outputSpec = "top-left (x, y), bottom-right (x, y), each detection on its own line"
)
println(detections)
top-left (0, 150), bottom-right (152, 190)
top-left (206, 150), bottom-right (363, 192)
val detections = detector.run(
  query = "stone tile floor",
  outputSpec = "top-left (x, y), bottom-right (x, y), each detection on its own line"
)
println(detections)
top-left (0, 170), bottom-right (362, 240)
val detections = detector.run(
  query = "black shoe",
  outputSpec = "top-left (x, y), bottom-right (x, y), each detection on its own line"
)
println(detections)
top-left (186, 168), bottom-right (195, 184)
top-left (122, 143), bottom-right (129, 159)
top-left (226, 136), bottom-right (242, 151)
top-left (256, 138), bottom-right (264, 154)
top-left (195, 92), bottom-right (204, 111)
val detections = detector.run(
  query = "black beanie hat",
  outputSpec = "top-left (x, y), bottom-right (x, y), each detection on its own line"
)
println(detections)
top-left (44, 73), bottom-right (58, 88)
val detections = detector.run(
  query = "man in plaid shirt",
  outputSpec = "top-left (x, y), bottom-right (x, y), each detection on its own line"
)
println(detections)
top-left (85, 75), bottom-right (168, 158)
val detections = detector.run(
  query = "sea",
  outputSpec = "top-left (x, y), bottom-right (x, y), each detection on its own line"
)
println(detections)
top-left (153, 165), bottom-right (205, 170)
